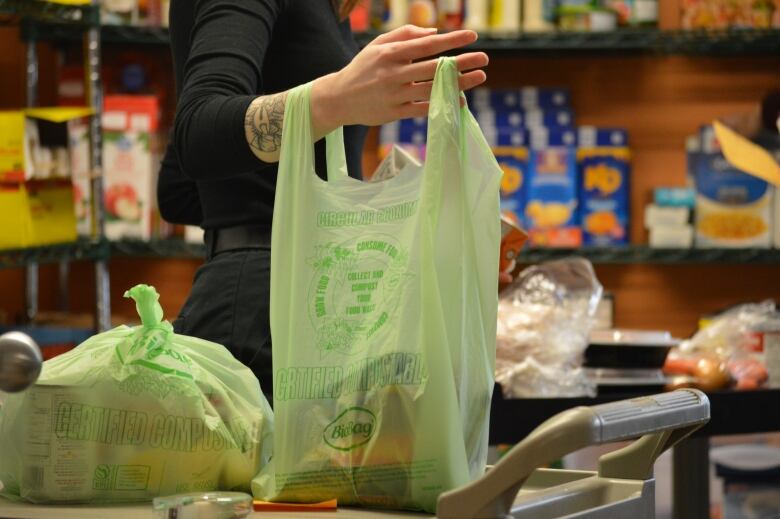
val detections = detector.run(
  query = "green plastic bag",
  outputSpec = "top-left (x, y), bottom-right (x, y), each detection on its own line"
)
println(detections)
top-left (253, 58), bottom-right (502, 512)
top-left (0, 285), bottom-right (273, 504)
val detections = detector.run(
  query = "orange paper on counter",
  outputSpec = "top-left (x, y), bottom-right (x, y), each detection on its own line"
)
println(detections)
top-left (253, 499), bottom-right (338, 512)
top-left (713, 120), bottom-right (780, 186)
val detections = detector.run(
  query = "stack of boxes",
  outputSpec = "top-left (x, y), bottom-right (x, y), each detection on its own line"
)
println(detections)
top-left (0, 108), bottom-right (92, 249)
top-left (379, 86), bottom-right (632, 249)
top-left (646, 126), bottom-right (779, 249)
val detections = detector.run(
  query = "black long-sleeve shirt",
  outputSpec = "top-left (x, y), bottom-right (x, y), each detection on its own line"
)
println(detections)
top-left (158, 0), bottom-right (367, 228)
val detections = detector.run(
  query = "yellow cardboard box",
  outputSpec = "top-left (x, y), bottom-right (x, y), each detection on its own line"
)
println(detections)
top-left (0, 179), bottom-right (77, 250)
top-left (0, 107), bottom-right (93, 182)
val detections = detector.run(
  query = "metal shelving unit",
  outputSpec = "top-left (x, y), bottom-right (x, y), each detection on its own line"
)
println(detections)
top-left (518, 246), bottom-right (780, 265)
top-left (95, 241), bottom-right (780, 265)
top-left (358, 28), bottom-right (780, 55)
top-left (19, 22), bottom-right (780, 56)
top-left (2, 0), bottom-right (112, 331)
top-left (0, 0), bottom-right (95, 23)
top-left (0, 240), bottom-right (109, 270)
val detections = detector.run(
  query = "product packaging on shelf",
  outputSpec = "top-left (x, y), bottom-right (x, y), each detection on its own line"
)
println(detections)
top-left (489, 0), bottom-right (522, 32)
top-left (775, 188), bottom-right (780, 247)
top-left (605, 0), bottom-right (658, 26)
top-left (469, 87), bottom-right (570, 112)
top-left (577, 127), bottom-right (630, 246)
top-left (68, 118), bottom-right (92, 237)
top-left (476, 107), bottom-right (575, 132)
top-left (525, 127), bottom-right (581, 247)
top-left (409, 0), bottom-right (438, 26)
top-left (694, 125), bottom-right (775, 248)
top-left (100, 0), bottom-right (168, 27)
top-left (0, 108), bottom-right (92, 249)
top-left (378, 118), bottom-right (427, 162)
top-left (102, 95), bottom-right (163, 241)
top-left (681, 0), bottom-right (780, 29)
top-left (486, 128), bottom-right (530, 228)
top-left (438, 0), bottom-right (464, 29)
top-left (464, 0), bottom-right (491, 30)
top-left (557, 5), bottom-right (618, 32)
top-left (654, 186), bottom-right (696, 208)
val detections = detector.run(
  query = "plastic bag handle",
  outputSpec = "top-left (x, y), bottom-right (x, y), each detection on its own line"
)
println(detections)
top-left (278, 82), bottom-right (350, 183)
top-left (325, 128), bottom-right (349, 181)
top-left (421, 57), bottom-right (466, 215)
top-left (124, 284), bottom-right (164, 328)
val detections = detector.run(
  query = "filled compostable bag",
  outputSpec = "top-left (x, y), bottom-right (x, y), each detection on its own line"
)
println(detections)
top-left (252, 58), bottom-right (502, 512)
top-left (0, 285), bottom-right (273, 504)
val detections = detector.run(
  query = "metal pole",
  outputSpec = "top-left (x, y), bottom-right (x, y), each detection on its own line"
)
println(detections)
top-left (25, 39), bottom-right (39, 323)
top-left (86, 4), bottom-right (111, 332)
top-left (672, 436), bottom-right (710, 519)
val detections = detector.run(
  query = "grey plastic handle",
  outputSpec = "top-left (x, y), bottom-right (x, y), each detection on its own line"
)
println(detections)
top-left (437, 389), bottom-right (710, 519)
top-left (585, 388), bottom-right (710, 444)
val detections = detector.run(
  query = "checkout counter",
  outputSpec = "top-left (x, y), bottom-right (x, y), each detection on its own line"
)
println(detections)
top-left (0, 331), bottom-right (710, 519)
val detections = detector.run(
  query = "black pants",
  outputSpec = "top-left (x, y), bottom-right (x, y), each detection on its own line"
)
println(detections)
top-left (173, 247), bottom-right (274, 398)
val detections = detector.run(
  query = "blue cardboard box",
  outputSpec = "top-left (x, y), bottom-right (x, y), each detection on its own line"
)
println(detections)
top-left (578, 128), bottom-right (631, 246)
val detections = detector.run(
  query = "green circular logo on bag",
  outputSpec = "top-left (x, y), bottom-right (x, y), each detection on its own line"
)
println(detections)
top-left (323, 407), bottom-right (376, 451)
top-left (307, 236), bottom-right (413, 357)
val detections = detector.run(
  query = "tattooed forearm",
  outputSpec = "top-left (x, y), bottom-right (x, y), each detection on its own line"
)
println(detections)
top-left (244, 92), bottom-right (288, 162)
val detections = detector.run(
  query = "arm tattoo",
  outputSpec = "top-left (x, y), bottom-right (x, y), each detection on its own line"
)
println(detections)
top-left (245, 92), bottom-right (287, 153)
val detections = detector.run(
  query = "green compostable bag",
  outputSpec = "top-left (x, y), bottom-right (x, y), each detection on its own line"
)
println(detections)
top-left (0, 285), bottom-right (273, 504)
top-left (252, 58), bottom-right (502, 512)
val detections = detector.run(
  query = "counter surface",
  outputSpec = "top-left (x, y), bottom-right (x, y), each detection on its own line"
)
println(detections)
top-left (0, 498), bottom-right (427, 518)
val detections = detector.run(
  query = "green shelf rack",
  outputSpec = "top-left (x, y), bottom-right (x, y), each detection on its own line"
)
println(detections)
top-left (3, 241), bottom-right (780, 269)
top-left (0, 0), bottom-right (97, 25)
top-left (0, 240), bottom-right (109, 270)
top-left (18, 23), bottom-right (780, 56)
top-left (518, 246), bottom-right (780, 265)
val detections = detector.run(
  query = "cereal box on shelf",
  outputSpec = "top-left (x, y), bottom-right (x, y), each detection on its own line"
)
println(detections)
top-left (578, 127), bottom-right (631, 246)
top-left (524, 127), bottom-right (581, 247)
top-left (694, 125), bottom-right (774, 248)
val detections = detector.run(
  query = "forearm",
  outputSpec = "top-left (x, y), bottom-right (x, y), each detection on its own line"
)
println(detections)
top-left (243, 73), bottom-right (344, 164)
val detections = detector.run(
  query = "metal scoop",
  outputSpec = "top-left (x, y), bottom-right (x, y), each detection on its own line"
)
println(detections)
top-left (0, 332), bottom-right (43, 393)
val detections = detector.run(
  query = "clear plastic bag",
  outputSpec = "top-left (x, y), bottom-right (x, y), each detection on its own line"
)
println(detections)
top-left (496, 258), bottom-right (602, 398)
top-left (679, 300), bottom-right (778, 359)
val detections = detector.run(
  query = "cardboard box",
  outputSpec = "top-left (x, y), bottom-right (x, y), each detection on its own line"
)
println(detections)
top-left (368, 144), bottom-right (422, 183)
top-left (68, 118), bottom-right (92, 237)
top-left (0, 107), bottom-right (93, 182)
top-left (578, 127), bottom-right (630, 246)
top-left (102, 95), bottom-right (161, 241)
top-left (0, 179), bottom-right (77, 249)
top-left (469, 87), bottom-right (570, 111)
top-left (0, 108), bottom-right (88, 249)
top-left (649, 225), bottom-right (694, 248)
top-left (484, 127), bottom-right (530, 228)
top-left (475, 108), bottom-right (574, 132)
top-left (378, 119), bottom-right (427, 163)
top-left (525, 128), bottom-right (581, 247)
top-left (775, 189), bottom-right (780, 248)
top-left (694, 125), bottom-right (774, 248)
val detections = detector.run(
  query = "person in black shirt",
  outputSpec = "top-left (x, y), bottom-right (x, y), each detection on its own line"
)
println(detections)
top-left (157, 0), bottom-right (492, 397)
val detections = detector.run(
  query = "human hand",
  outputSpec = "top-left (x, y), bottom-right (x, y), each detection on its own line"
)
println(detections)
top-left (311, 25), bottom-right (488, 134)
